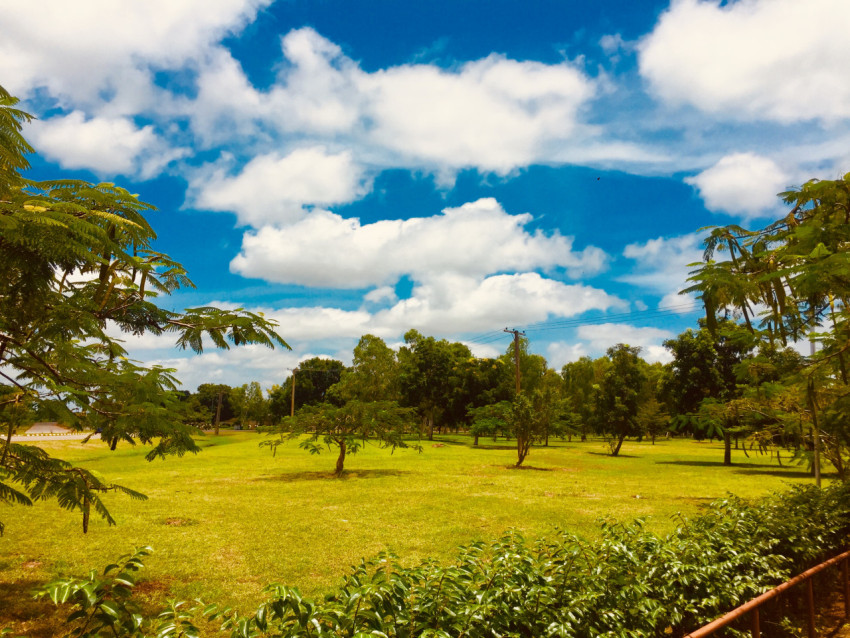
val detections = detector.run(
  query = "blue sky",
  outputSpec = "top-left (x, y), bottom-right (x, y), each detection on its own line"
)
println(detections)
top-left (4, 0), bottom-right (850, 390)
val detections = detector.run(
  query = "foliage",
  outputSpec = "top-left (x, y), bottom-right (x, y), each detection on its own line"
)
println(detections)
top-left (0, 87), bottom-right (288, 533)
top-left (467, 400), bottom-right (511, 444)
top-left (684, 175), bottom-right (850, 476)
top-left (267, 358), bottom-right (344, 421)
top-left (261, 400), bottom-right (420, 475)
top-left (398, 330), bottom-right (472, 439)
top-left (34, 546), bottom-right (201, 638)
top-left (231, 382), bottom-right (268, 428)
top-left (38, 481), bottom-right (850, 637)
top-left (595, 344), bottom-right (647, 456)
top-left (334, 335), bottom-right (400, 403)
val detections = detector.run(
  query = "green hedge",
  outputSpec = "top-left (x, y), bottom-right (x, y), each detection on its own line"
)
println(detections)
top-left (31, 483), bottom-right (850, 637)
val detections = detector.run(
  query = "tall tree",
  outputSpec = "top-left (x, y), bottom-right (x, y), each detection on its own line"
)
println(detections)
top-left (399, 330), bottom-right (470, 440)
top-left (334, 335), bottom-right (400, 403)
top-left (684, 175), bottom-right (850, 477)
top-left (595, 344), bottom-right (646, 457)
top-left (0, 87), bottom-right (288, 533)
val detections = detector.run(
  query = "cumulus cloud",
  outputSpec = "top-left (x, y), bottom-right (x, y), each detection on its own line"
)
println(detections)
top-left (639, 0), bottom-right (850, 123)
top-left (231, 198), bottom-right (609, 287)
top-left (546, 341), bottom-right (589, 368)
top-left (685, 152), bottom-right (789, 218)
top-left (190, 147), bottom-right (371, 226)
top-left (28, 111), bottom-right (187, 178)
top-left (577, 323), bottom-right (674, 363)
top-left (359, 53), bottom-right (596, 173)
top-left (621, 233), bottom-right (703, 309)
top-left (0, 0), bottom-right (271, 114)
top-left (185, 27), bottom-right (602, 175)
top-left (373, 273), bottom-right (624, 336)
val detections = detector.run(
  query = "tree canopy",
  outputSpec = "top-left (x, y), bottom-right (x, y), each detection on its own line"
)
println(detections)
top-left (0, 86), bottom-right (288, 533)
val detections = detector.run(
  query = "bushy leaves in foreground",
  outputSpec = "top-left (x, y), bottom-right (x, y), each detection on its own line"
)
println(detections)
top-left (34, 482), bottom-right (850, 637)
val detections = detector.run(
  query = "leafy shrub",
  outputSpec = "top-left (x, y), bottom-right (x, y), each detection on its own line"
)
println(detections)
top-left (34, 482), bottom-right (850, 637)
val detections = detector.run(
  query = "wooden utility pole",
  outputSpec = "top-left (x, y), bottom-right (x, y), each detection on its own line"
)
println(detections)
top-left (504, 328), bottom-right (525, 394)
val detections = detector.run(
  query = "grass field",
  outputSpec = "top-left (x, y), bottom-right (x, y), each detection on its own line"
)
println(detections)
top-left (0, 431), bottom-right (825, 634)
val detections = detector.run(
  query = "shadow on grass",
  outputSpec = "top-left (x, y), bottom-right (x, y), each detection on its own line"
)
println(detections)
top-left (258, 468), bottom-right (411, 482)
top-left (475, 444), bottom-right (518, 451)
top-left (504, 465), bottom-right (554, 472)
top-left (0, 579), bottom-right (60, 638)
top-left (657, 460), bottom-right (823, 479)
top-left (587, 451), bottom-right (640, 459)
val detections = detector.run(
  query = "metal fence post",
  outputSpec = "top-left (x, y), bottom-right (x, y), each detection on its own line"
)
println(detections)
top-left (807, 578), bottom-right (817, 638)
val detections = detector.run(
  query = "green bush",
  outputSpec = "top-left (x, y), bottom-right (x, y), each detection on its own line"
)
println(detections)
top-left (32, 482), bottom-right (850, 637)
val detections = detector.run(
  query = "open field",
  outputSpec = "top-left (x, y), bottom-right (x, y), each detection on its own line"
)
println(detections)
top-left (0, 432), bottom-right (826, 634)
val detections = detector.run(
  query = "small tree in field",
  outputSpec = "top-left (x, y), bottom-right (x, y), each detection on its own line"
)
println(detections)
top-left (262, 400), bottom-right (420, 476)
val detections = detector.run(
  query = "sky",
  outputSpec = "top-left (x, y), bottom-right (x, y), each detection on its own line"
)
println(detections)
top-left (3, 0), bottom-right (850, 391)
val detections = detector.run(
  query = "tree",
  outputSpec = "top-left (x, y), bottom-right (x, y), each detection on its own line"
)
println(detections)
top-left (595, 344), bottom-right (646, 456)
top-left (334, 335), bottom-right (400, 403)
top-left (232, 381), bottom-right (268, 428)
top-left (562, 356), bottom-right (608, 441)
top-left (196, 383), bottom-right (235, 434)
top-left (683, 175), bottom-right (850, 479)
top-left (399, 330), bottom-right (471, 440)
top-left (468, 400), bottom-right (512, 445)
top-left (662, 322), bottom-right (753, 464)
top-left (262, 400), bottom-right (419, 476)
top-left (268, 357), bottom-right (344, 421)
top-left (0, 87), bottom-right (288, 533)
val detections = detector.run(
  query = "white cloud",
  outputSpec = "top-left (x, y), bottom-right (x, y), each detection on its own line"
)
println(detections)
top-left (546, 341), bottom-right (589, 368)
top-left (28, 111), bottom-right (186, 178)
top-left (621, 233), bottom-right (703, 308)
top-left (0, 0), bottom-right (271, 113)
top-left (639, 0), bottom-right (850, 123)
top-left (183, 27), bottom-right (604, 175)
top-left (577, 323), bottom-right (674, 364)
top-left (373, 273), bottom-right (624, 336)
top-left (359, 53), bottom-right (596, 173)
top-left (685, 152), bottom-right (789, 218)
top-left (364, 286), bottom-right (398, 305)
top-left (231, 198), bottom-right (609, 287)
top-left (190, 147), bottom-right (371, 226)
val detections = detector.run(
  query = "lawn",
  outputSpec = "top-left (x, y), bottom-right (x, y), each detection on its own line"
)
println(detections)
top-left (0, 431), bottom-right (823, 635)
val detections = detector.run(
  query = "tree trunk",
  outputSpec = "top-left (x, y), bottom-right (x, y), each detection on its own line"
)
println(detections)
top-left (214, 390), bottom-right (223, 436)
top-left (516, 436), bottom-right (530, 467)
top-left (473, 433), bottom-right (479, 446)
top-left (723, 431), bottom-right (732, 466)
top-left (427, 414), bottom-right (434, 441)
top-left (335, 440), bottom-right (346, 476)
top-left (611, 433), bottom-right (626, 456)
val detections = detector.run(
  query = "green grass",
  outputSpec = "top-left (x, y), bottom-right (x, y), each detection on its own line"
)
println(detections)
top-left (0, 432), bottom-right (824, 634)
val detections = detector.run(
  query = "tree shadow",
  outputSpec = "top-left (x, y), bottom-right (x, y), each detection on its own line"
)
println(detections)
top-left (587, 451), bottom-right (639, 459)
top-left (475, 444), bottom-right (517, 451)
top-left (0, 579), bottom-right (60, 638)
top-left (505, 465), bottom-right (554, 472)
top-left (657, 460), bottom-right (823, 479)
top-left (257, 468), bottom-right (410, 482)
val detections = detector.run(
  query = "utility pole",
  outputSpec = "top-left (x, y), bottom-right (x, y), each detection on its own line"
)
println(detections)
top-left (504, 328), bottom-right (525, 394)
